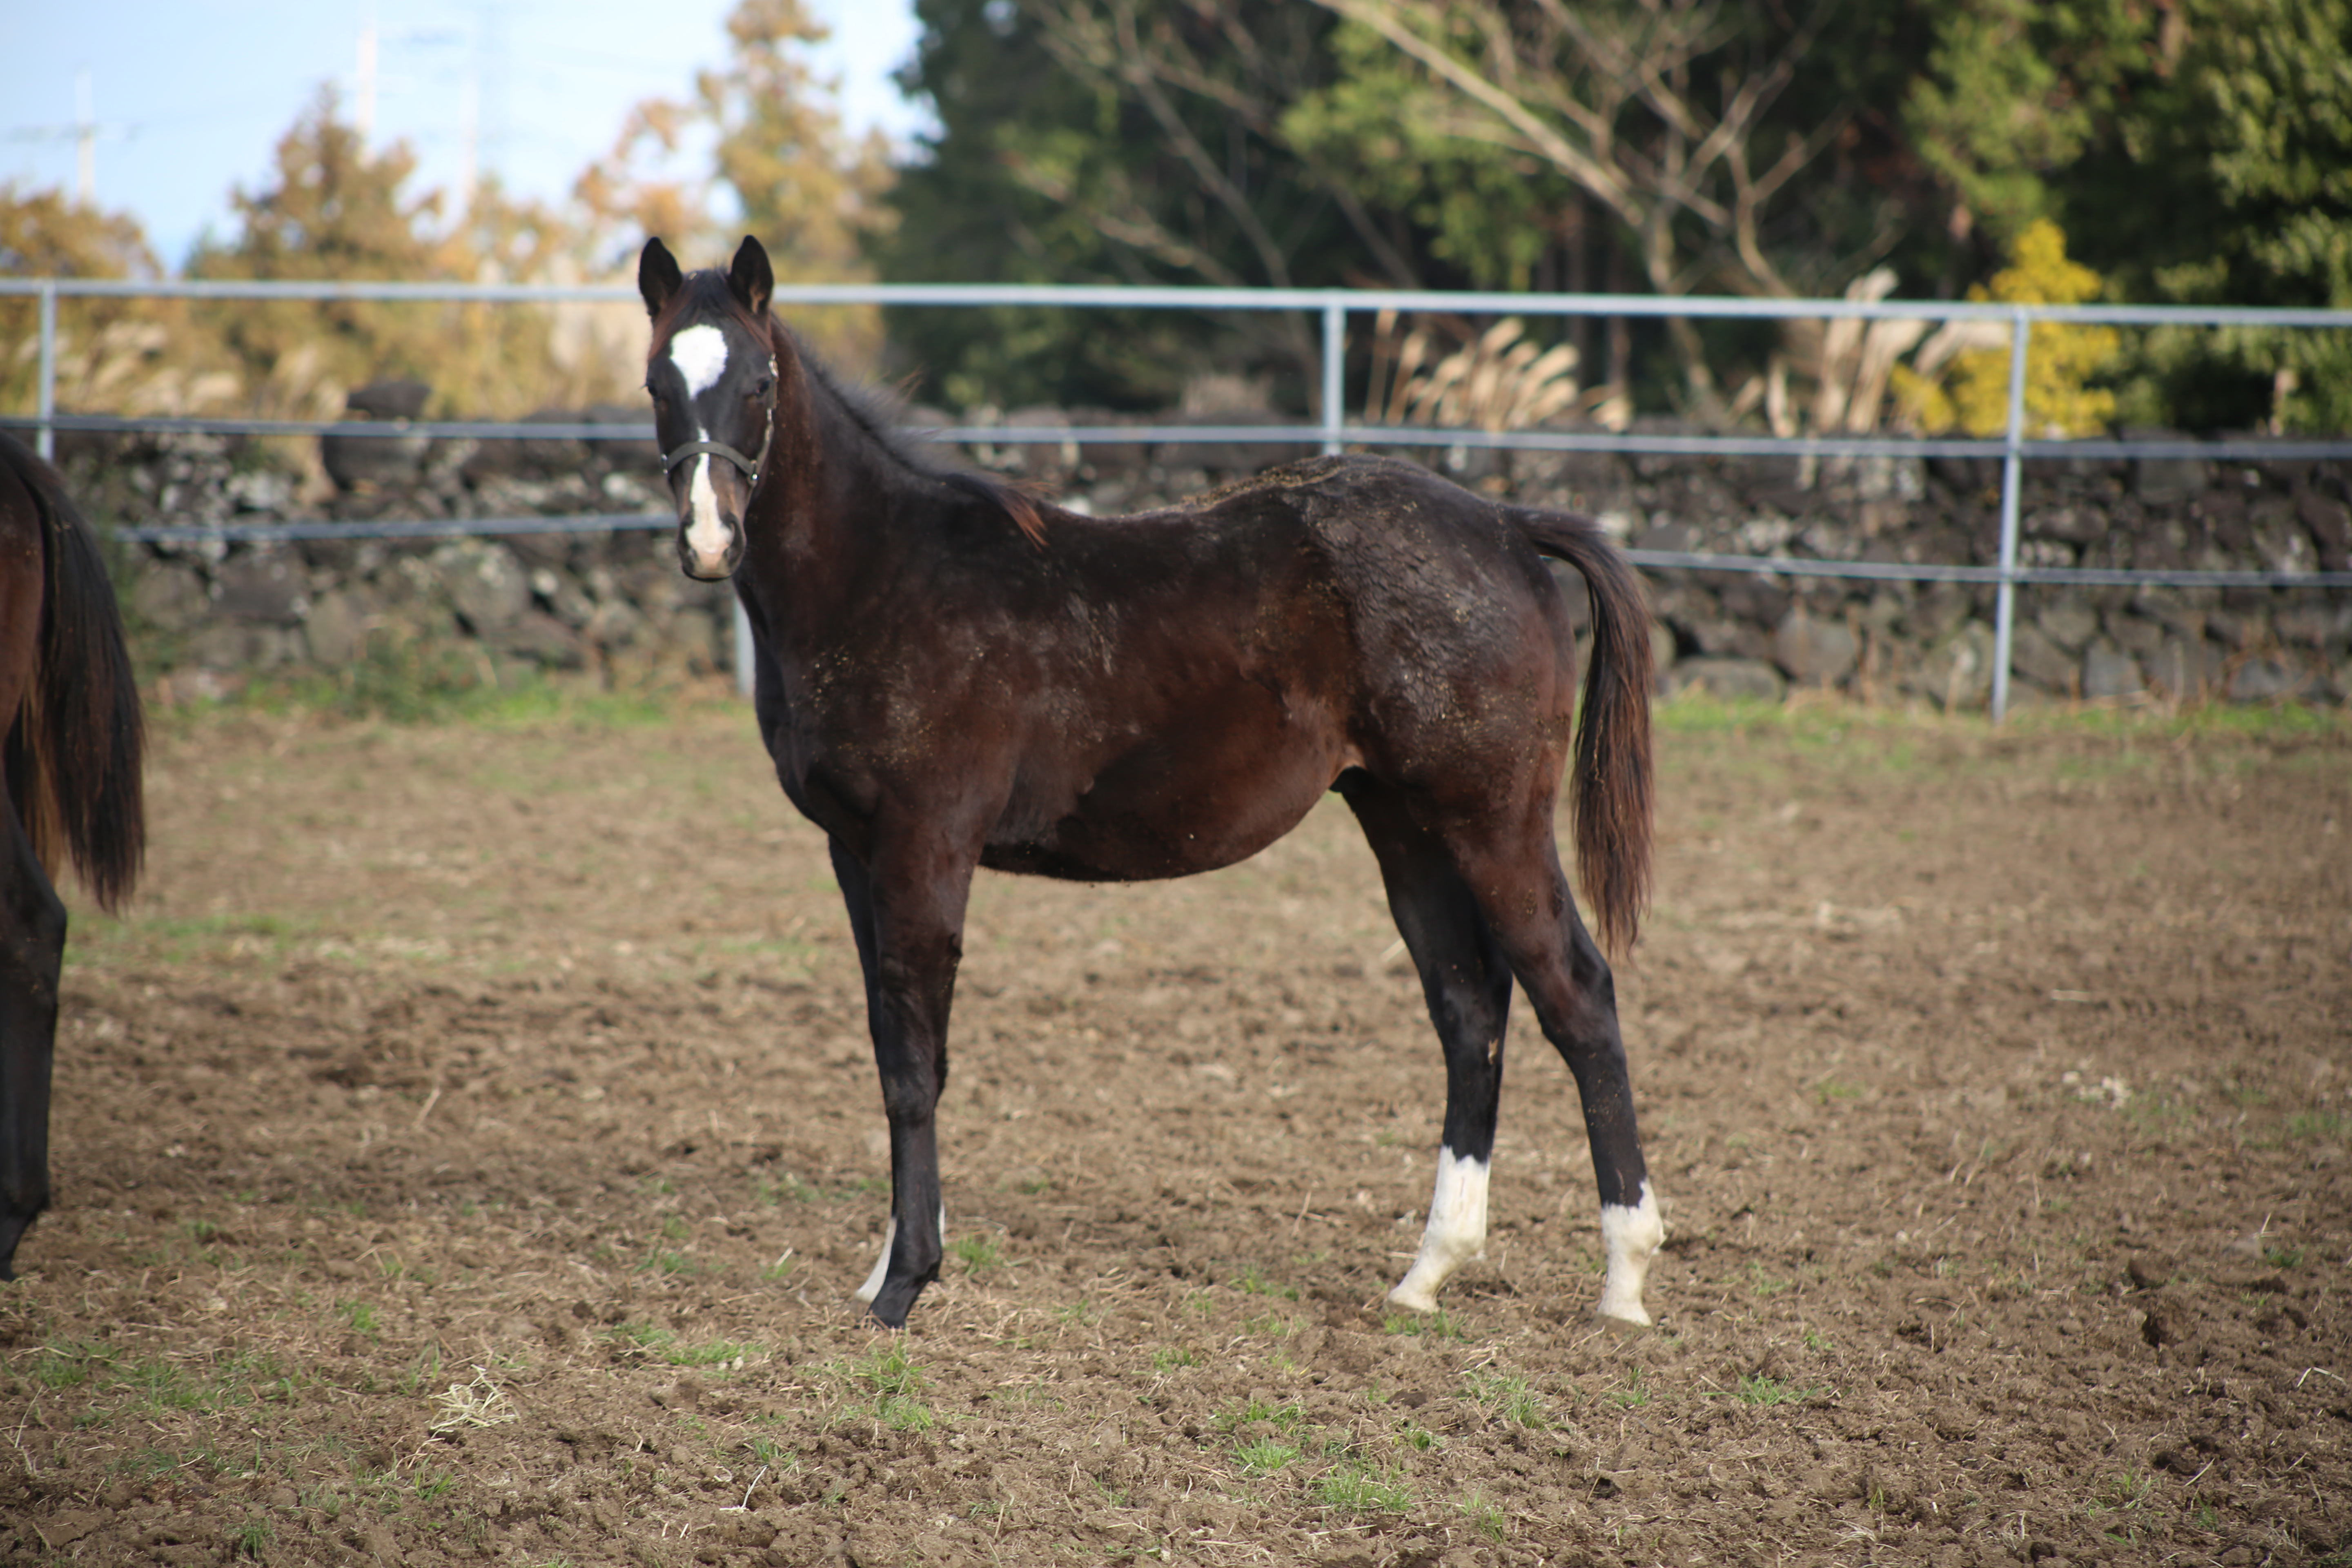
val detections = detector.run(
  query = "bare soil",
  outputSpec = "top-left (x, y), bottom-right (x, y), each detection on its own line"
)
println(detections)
top-left (2, 695), bottom-right (2348, 1568)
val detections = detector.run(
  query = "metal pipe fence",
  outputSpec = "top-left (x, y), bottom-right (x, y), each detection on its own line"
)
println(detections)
top-left (7, 276), bottom-right (2351, 715)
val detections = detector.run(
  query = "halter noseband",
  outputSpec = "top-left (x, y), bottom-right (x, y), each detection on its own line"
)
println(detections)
top-left (660, 437), bottom-right (766, 483)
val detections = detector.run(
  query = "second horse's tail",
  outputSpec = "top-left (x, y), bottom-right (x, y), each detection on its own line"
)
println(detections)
top-left (1, 433), bottom-right (145, 912)
top-left (1510, 507), bottom-right (1653, 956)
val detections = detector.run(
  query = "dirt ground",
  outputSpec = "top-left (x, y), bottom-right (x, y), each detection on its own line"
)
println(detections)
top-left (1, 692), bottom-right (2346, 1568)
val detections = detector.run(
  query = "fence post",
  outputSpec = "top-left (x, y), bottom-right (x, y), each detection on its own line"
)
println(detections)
top-left (1990, 307), bottom-right (2030, 724)
top-left (36, 283), bottom-right (58, 461)
top-left (1321, 298), bottom-right (1345, 456)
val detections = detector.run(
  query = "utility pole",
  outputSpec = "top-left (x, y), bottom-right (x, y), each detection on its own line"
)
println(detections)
top-left (6, 66), bottom-right (136, 205)
top-left (356, 3), bottom-right (380, 151)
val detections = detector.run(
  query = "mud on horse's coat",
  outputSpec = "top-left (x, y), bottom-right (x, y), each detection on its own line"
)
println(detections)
top-left (639, 235), bottom-right (1665, 1330)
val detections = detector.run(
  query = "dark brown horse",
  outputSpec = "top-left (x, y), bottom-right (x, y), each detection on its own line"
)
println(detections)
top-left (639, 236), bottom-right (1664, 1330)
top-left (0, 430), bottom-right (145, 1279)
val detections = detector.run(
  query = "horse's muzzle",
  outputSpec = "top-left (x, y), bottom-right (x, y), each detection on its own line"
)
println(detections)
top-left (678, 515), bottom-right (742, 581)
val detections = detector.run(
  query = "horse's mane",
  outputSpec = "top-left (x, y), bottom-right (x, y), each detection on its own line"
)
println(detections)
top-left (788, 327), bottom-right (1048, 549)
top-left (653, 271), bottom-right (1045, 548)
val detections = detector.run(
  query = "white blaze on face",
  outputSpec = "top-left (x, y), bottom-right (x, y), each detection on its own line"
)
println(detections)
top-left (668, 324), bottom-right (730, 394)
top-left (1596, 1178), bottom-right (1665, 1326)
top-left (1386, 1145), bottom-right (1490, 1313)
top-left (668, 324), bottom-right (735, 572)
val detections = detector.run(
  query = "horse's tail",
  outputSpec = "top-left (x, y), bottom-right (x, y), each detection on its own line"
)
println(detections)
top-left (1510, 507), bottom-right (1653, 957)
top-left (1, 434), bottom-right (145, 913)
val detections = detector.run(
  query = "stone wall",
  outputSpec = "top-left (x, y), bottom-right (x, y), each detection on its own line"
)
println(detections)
top-left (55, 407), bottom-right (2352, 708)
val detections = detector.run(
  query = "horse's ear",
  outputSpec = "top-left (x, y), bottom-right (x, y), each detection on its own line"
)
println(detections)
top-left (728, 235), bottom-right (773, 321)
top-left (639, 238), bottom-right (683, 320)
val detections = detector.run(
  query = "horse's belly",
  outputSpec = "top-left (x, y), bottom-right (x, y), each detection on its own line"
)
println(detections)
top-left (987, 723), bottom-right (1346, 883)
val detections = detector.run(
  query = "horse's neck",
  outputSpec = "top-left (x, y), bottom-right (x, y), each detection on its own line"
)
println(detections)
top-left (751, 357), bottom-right (902, 608)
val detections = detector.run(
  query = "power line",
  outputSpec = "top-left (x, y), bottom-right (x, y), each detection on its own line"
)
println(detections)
top-left (6, 67), bottom-right (138, 205)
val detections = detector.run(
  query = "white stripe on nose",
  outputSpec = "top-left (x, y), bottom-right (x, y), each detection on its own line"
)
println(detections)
top-left (684, 452), bottom-right (731, 568)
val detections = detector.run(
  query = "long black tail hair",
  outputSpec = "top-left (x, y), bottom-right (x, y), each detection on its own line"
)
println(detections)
top-left (1, 431), bottom-right (144, 911)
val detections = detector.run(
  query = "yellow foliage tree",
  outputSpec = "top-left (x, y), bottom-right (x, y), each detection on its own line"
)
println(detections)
top-left (190, 89), bottom-right (623, 421)
top-left (1898, 219), bottom-right (2119, 436)
top-left (0, 185), bottom-right (242, 419)
top-left (577, 0), bottom-right (891, 368)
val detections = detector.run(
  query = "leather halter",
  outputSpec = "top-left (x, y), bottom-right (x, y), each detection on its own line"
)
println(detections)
top-left (660, 434), bottom-right (766, 483)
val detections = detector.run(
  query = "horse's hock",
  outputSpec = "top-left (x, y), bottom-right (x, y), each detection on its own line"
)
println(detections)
top-left (61, 416), bottom-right (2352, 707)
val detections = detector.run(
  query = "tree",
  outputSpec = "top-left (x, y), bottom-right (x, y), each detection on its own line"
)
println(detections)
top-left (0, 185), bottom-right (225, 419)
top-left (190, 89), bottom-right (633, 419)
top-left (578, 0), bottom-right (891, 368)
top-left (874, 0), bottom-right (1369, 410)
top-left (1901, 0), bottom-right (2148, 247)
top-left (2120, 0), bottom-right (2352, 431)
top-left (1295, 0), bottom-right (1898, 412)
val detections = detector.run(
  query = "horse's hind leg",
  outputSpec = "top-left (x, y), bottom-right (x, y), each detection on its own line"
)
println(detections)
top-left (0, 804), bottom-right (67, 1279)
top-left (1339, 777), bottom-right (1517, 1313)
top-left (1443, 815), bottom-right (1663, 1326)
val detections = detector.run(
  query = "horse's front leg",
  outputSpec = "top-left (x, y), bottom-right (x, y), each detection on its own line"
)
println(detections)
top-left (829, 831), bottom-right (974, 1329)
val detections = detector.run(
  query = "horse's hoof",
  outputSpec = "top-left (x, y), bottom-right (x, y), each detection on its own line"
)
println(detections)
top-left (1384, 1284), bottom-right (1441, 1315)
top-left (1595, 1309), bottom-right (1651, 1341)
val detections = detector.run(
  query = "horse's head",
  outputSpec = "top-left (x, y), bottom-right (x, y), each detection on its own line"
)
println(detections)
top-left (638, 235), bottom-right (778, 581)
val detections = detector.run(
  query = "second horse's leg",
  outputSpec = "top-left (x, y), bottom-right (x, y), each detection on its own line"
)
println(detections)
top-left (1341, 778), bottom-right (1516, 1313)
top-left (0, 811), bottom-right (66, 1280)
top-left (831, 833), bottom-right (969, 1328)
top-left (1446, 819), bottom-right (1663, 1326)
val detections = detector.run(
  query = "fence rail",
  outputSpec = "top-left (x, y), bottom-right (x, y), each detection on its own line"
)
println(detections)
top-left (8, 276), bottom-right (2352, 716)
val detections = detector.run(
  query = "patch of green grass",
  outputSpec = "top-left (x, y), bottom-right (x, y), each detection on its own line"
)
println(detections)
top-left (2085, 1468), bottom-right (2155, 1541)
top-left (227, 1519), bottom-right (272, 1559)
top-left (341, 1301), bottom-right (381, 1339)
top-left (2284, 1110), bottom-right (2350, 1143)
top-left (1457, 1490), bottom-right (1509, 1541)
top-left (31, 1339), bottom-right (116, 1389)
top-left (232, 634), bottom-right (692, 728)
top-left (752, 1172), bottom-right (822, 1205)
top-left (846, 1344), bottom-right (934, 1431)
top-left (950, 1233), bottom-right (1002, 1275)
top-left (1801, 1326), bottom-right (1832, 1353)
top-left (2262, 1245), bottom-right (2304, 1270)
top-left (1731, 1374), bottom-right (1815, 1407)
top-left (1394, 1421), bottom-right (1440, 1453)
top-left (1463, 1370), bottom-right (1548, 1429)
top-left (638, 1249), bottom-right (702, 1277)
top-left (1744, 1260), bottom-right (1791, 1297)
top-left (1815, 1078), bottom-right (1863, 1105)
top-left (1242, 1310), bottom-right (1295, 1337)
top-left (1214, 1397), bottom-right (1306, 1435)
top-left (2122, 1094), bottom-right (2196, 1140)
top-left (1312, 1461), bottom-right (1414, 1513)
top-left (1381, 1308), bottom-right (1466, 1341)
top-left (665, 1339), bottom-right (761, 1370)
top-left (1231, 1438), bottom-right (1302, 1476)
top-left (1229, 1264), bottom-right (1298, 1300)
top-left (1149, 1346), bottom-right (1199, 1374)
top-left (1607, 1365), bottom-right (1650, 1409)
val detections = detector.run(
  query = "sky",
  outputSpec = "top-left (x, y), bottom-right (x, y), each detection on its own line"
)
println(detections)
top-left (0, 0), bottom-right (927, 274)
